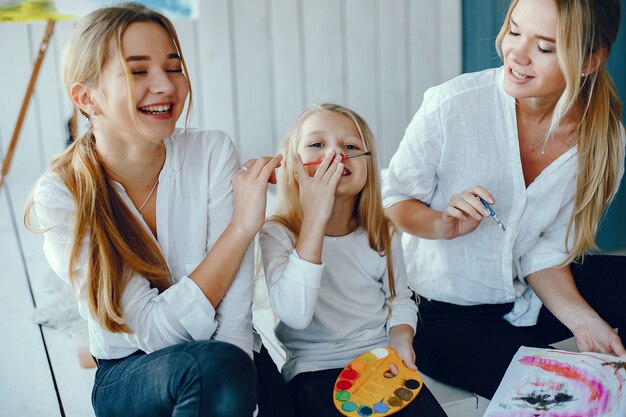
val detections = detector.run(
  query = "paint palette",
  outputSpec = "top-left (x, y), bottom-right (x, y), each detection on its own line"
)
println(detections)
top-left (333, 347), bottom-right (423, 416)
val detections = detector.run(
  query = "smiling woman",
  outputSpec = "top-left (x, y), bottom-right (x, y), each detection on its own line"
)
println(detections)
top-left (94, 24), bottom-right (189, 141)
top-left (462, 0), bottom-right (626, 252)
top-left (501, 0), bottom-right (564, 106)
top-left (383, 0), bottom-right (626, 400)
top-left (23, 3), bottom-right (287, 417)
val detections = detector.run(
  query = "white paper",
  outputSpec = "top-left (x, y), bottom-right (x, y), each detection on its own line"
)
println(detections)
top-left (484, 346), bottom-right (626, 417)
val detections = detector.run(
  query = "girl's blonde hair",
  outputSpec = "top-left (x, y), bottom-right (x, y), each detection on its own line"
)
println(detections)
top-left (24, 3), bottom-right (193, 333)
top-left (269, 103), bottom-right (397, 296)
top-left (496, 0), bottom-right (623, 263)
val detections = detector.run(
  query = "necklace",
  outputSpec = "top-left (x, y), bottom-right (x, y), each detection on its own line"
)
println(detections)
top-left (137, 177), bottom-right (159, 213)
top-left (528, 136), bottom-right (549, 155)
top-left (516, 99), bottom-right (550, 155)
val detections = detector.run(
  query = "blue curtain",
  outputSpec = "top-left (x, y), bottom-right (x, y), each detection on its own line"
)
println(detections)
top-left (462, 0), bottom-right (626, 252)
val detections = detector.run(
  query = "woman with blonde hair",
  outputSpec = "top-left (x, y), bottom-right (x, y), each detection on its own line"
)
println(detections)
top-left (259, 103), bottom-right (448, 416)
top-left (383, 0), bottom-right (626, 399)
top-left (25, 3), bottom-right (284, 416)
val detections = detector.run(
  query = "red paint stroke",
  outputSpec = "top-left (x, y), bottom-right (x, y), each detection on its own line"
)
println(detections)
top-left (552, 351), bottom-right (625, 395)
top-left (519, 355), bottom-right (611, 416)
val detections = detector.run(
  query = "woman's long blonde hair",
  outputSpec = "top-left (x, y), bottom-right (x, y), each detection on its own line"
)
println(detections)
top-left (269, 103), bottom-right (397, 295)
top-left (496, 0), bottom-right (623, 263)
top-left (24, 3), bottom-right (193, 333)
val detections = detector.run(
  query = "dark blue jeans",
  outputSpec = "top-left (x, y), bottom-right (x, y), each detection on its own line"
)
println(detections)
top-left (92, 340), bottom-right (257, 417)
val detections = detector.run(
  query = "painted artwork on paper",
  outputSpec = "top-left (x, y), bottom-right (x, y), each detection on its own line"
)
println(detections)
top-left (484, 346), bottom-right (626, 417)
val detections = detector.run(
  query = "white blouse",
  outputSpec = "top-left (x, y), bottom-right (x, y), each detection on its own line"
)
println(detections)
top-left (30, 129), bottom-right (254, 359)
top-left (383, 67), bottom-right (625, 326)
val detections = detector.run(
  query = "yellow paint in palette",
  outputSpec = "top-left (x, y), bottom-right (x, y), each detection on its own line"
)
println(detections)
top-left (333, 347), bottom-right (423, 416)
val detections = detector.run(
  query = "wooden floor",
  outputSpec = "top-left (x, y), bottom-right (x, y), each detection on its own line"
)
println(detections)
top-left (0, 178), bottom-right (96, 417)
top-left (1, 176), bottom-right (489, 417)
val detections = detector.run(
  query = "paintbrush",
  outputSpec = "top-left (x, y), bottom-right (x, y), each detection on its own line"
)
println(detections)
top-left (479, 196), bottom-right (506, 232)
top-left (302, 151), bottom-right (372, 166)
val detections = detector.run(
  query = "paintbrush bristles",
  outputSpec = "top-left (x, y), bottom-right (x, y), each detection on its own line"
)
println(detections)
top-left (345, 151), bottom-right (372, 159)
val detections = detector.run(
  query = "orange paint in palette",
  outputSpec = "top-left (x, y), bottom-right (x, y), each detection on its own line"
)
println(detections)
top-left (333, 347), bottom-right (423, 416)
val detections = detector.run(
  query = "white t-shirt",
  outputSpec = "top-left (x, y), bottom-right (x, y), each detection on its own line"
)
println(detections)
top-left (383, 66), bottom-right (624, 326)
top-left (259, 222), bottom-right (418, 382)
top-left (30, 129), bottom-right (254, 359)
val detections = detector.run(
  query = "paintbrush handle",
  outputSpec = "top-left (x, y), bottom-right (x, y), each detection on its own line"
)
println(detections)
top-left (479, 197), bottom-right (506, 231)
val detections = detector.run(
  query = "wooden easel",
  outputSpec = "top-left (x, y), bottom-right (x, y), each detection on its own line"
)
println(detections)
top-left (0, 20), bottom-right (55, 190)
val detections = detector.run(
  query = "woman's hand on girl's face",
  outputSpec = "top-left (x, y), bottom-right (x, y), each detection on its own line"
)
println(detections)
top-left (294, 150), bottom-right (343, 224)
top-left (437, 185), bottom-right (495, 240)
top-left (231, 155), bottom-right (283, 237)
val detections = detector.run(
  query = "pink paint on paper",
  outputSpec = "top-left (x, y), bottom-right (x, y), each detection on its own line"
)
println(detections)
top-left (484, 347), bottom-right (626, 417)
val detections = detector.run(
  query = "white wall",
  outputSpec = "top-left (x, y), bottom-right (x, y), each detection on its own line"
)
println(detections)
top-left (0, 0), bottom-right (461, 193)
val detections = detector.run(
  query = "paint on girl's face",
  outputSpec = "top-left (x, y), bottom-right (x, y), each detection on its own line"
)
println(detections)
top-left (297, 110), bottom-right (369, 198)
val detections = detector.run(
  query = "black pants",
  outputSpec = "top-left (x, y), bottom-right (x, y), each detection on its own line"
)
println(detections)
top-left (254, 344), bottom-right (295, 417)
top-left (288, 368), bottom-right (449, 417)
top-left (413, 255), bottom-right (626, 400)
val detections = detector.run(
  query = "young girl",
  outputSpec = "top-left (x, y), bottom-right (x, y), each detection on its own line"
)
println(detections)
top-left (383, 0), bottom-right (626, 399)
top-left (25, 3), bottom-right (284, 416)
top-left (259, 104), bottom-right (448, 417)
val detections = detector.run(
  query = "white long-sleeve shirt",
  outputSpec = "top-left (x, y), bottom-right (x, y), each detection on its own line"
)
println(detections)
top-left (259, 222), bottom-right (418, 382)
top-left (30, 129), bottom-right (254, 359)
top-left (383, 66), bottom-right (625, 326)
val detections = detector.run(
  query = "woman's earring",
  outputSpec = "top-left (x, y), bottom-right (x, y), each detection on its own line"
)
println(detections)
top-left (87, 109), bottom-right (95, 129)
top-left (581, 72), bottom-right (586, 77)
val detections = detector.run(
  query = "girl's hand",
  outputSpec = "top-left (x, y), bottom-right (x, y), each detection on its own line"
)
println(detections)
top-left (294, 150), bottom-right (343, 225)
top-left (573, 317), bottom-right (626, 358)
top-left (388, 324), bottom-right (417, 374)
top-left (390, 339), bottom-right (417, 372)
top-left (437, 185), bottom-right (494, 240)
top-left (231, 155), bottom-right (282, 237)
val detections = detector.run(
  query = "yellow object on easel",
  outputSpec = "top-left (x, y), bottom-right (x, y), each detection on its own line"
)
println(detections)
top-left (0, 1), bottom-right (74, 189)
top-left (0, 0), bottom-right (74, 22)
